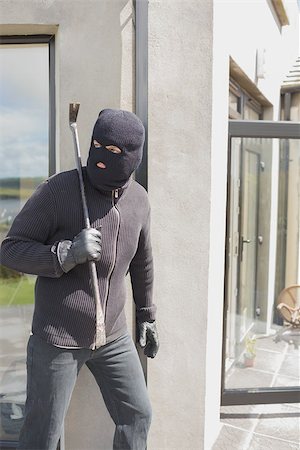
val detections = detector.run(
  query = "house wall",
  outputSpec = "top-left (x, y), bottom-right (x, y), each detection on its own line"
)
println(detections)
top-left (0, 0), bottom-right (299, 449)
top-left (207, 1), bottom-right (299, 448)
top-left (147, 1), bottom-right (213, 448)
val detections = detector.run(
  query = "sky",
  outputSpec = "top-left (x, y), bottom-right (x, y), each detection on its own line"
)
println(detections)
top-left (0, 44), bottom-right (49, 179)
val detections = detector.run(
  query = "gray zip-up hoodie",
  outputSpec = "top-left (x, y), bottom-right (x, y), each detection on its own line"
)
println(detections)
top-left (0, 168), bottom-right (156, 348)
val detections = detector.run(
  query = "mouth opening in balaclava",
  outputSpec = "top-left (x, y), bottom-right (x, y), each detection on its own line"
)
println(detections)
top-left (86, 109), bottom-right (145, 192)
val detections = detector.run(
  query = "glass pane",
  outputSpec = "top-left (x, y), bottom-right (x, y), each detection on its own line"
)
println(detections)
top-left (225, 137), bottom-right (300, 391)
top-left (0, 44), bottom-right (49, 442)
top-left (239, 150), bottom-right (259, 338)
top-left (244, 104), bottom-right (260, 120)
top-left (229, 91), bottom-right (239, 112)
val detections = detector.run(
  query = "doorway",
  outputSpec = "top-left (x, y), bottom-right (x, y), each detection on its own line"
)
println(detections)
top-left (222, 120), bottom-right (300, 405)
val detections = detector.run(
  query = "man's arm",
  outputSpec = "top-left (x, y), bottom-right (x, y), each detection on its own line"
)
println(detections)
top-left (130, 206), bottom-right (159, 358)
top-left (0, 181), bottom-right (64, 278)
top-left (129, 207), bottom-right (157, 322)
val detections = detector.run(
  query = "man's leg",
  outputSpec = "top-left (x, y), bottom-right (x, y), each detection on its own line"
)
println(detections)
top-left (19, 334), bottom-right (87, 450)
top-left (86, 332), bottom-right (152, 450)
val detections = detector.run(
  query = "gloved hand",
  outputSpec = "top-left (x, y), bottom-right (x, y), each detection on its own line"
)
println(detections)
top-left (57, 227), bottom-right (102, 273)
top-left (137, 320), bottom-right (159, 358)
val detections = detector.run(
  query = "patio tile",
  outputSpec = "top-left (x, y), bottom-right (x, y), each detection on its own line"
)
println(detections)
top-left (287, 344), bottom-right (300, 355)
top-left (212, 424), bottom-right (250, 450)
top-left (220, 404), bottom-right (259, 431)
top-left (258, 403), bottom-right (294, 412)
top-left (253, 409), bottom-right (300, 443)
top-left (255, 336), bottom-right (287, 353)
top-left (215, 403), bottom-right (300, 449)
top-left (254, 348), bottom-right (283, 373)
top-left (247, 432), bottom-right (299, 450)
top-left (283, 402), bottom-right (300, 409)
top-left (226, 366), bottom-right (273, 389)
top-left (278, 353), bottom-right (300, 379)
top-left (220, 404), bottom-right (261, 415)
top-left (273, 374), bottom-right (300, 388)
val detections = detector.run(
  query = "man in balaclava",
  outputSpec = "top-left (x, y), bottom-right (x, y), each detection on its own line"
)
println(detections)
top-left (0, 108), bottom-right (159, 450)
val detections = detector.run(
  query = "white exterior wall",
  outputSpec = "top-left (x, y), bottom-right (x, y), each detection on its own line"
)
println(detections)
top-left (215, 0), bottom-right (299, 118)
top-left (147, 1), bottom-right (213, 448)
top-left (207, 1), bottom-right (299, 448)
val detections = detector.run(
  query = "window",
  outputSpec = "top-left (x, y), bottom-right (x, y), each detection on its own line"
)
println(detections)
top-left (0, 35), bottom-right (55, 445)
top-left (229, 79), bottom-right (263, 120)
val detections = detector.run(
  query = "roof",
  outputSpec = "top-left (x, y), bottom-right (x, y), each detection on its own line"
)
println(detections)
top-left (281, 56), bottom-right (300, 92)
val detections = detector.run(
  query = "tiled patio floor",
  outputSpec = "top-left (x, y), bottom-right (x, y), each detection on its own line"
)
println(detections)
top-left (213, 403), bottom-right (300, 450)
top-left (225, 327), bottom-right (299, 390)
top-left (213, 329), bottom-right (300, 449)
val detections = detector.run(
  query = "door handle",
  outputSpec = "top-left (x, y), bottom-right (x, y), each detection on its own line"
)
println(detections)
top-left (240, 236), bottom-right (251, 262)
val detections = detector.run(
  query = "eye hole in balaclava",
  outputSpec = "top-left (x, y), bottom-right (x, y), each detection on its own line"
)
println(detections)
top-left (93, 140), bottom-right (122, 155)
top-left (87, 109), bottom-right (145, 192)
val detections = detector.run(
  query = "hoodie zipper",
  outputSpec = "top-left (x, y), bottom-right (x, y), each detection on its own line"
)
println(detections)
top-left (102, 188), bottom-right (120, 328)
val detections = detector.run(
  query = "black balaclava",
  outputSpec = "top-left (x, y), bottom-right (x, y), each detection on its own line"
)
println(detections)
top-left (86, 108), bottom-right (145, 192)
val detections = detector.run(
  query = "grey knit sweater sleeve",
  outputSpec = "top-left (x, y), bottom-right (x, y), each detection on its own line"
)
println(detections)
top-left (0, 181), bottom-right (63, 278)
top-left (129, 207), bottom-right (157, 322)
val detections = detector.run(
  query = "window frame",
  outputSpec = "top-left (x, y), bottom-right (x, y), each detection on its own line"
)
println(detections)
top-left (229, 78), bottom-right (263, 120)
top-left (0, 34), bottom-right (55, 449)
top-left (222, 119), bottom-right (300, 406)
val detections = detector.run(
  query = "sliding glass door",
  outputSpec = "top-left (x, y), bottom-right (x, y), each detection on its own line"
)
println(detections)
top-left (222, 121), bottom-right (300, 405)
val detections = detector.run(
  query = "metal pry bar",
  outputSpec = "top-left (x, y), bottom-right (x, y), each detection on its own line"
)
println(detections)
top-left (69, 102), bottom-right (80, 125)
top-left (68, 102), bottom-right (106, 348)
top-left (68, 103), bottom-right (90, 228)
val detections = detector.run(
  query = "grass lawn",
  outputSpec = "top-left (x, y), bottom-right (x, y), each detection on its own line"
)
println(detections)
top-left (0, 276), bottom-right (35, 306)
top-left (0, 187), bottom-right (35, 198)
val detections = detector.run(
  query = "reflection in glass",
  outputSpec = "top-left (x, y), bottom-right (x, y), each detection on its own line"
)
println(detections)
top-left (225, 137), bottom-right (300, 391)
top-left (0, 44), bottom-right (49, 441)
top-left (229, 91), bottom-right (239, 113)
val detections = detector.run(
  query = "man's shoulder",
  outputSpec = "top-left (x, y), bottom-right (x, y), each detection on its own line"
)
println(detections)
top-left (127, 180), bottom-right (150, 217)
top-left (47, 169), bottom-right (78, 184)
top-left (46, 169), bottom-right (79, 192)
top-left (129, 179), bottom-right (149, 200)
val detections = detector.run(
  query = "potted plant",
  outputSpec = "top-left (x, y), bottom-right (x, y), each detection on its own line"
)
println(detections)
top-left (243, 336), bottom-right (256, 367)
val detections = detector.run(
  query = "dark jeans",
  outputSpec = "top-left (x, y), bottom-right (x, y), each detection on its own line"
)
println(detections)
top-left (18, 332), bottom-right (152, 450)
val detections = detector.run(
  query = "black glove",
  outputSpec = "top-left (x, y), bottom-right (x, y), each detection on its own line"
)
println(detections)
top-left (137, 320), bottom-right (159, 359)
top-left (57, 227), bottom-right (102, 273)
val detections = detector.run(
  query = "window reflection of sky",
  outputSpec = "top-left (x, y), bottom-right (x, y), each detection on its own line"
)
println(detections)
top-left (0, 44), bottom-right (49, 442)
top-left (0, 44), bottom-right (49, 179)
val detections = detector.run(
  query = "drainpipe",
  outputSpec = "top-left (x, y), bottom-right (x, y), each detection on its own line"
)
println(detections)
top-left (133, 0), bottom-right (149, 382)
